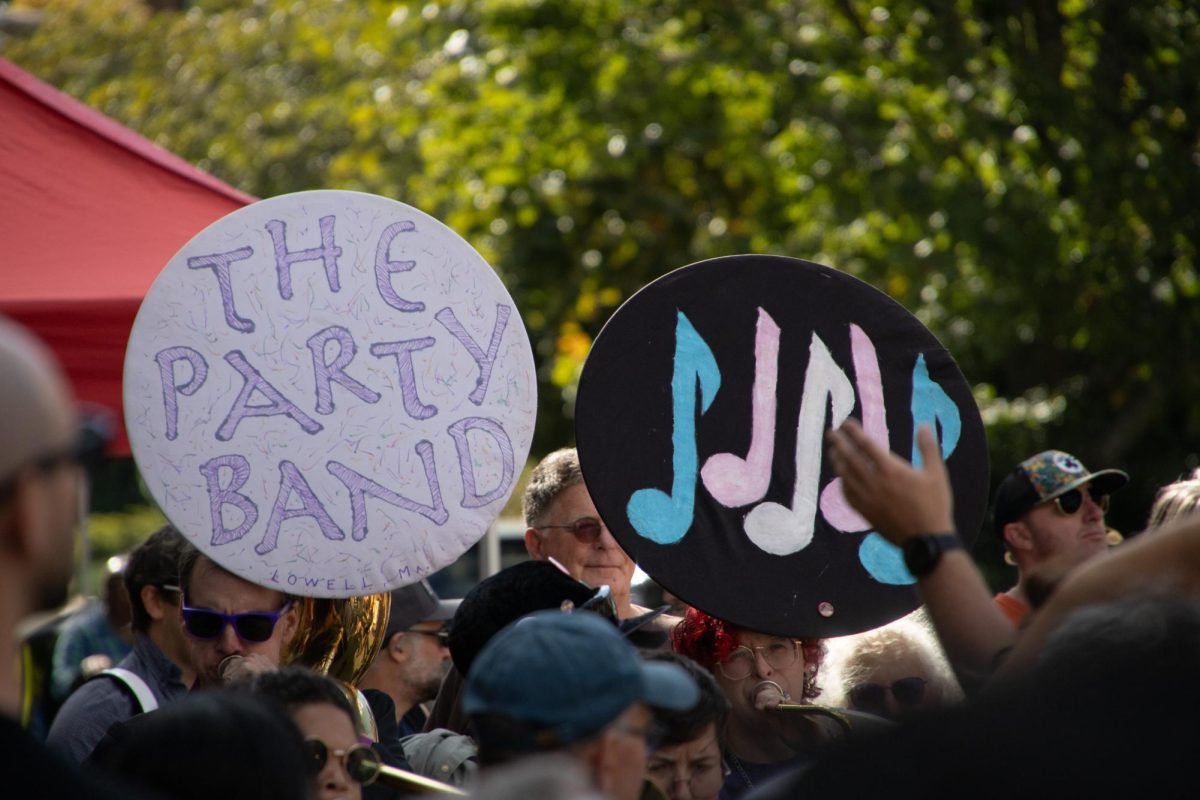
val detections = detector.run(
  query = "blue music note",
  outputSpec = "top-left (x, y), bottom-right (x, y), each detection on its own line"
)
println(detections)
top-left (858, 353), bottom-right (963, 585)
top-left (627, 311), bottom-right (722, 544)
top-left (910, 354), bottom-right (960, 468)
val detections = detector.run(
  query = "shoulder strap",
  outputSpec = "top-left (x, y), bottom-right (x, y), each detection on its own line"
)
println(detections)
top-left (98, 668), bottom-right (159, 713)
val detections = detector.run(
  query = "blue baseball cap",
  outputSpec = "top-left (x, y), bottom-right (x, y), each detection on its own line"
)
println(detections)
top-left (463, 610), bottom-right (699, 746)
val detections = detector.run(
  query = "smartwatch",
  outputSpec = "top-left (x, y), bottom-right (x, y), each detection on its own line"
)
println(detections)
top-left (902, 533), bottom-right (962, 578)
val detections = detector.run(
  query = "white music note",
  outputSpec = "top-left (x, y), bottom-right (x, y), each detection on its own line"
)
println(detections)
top-left (743, 332), bottom-right (854, 555)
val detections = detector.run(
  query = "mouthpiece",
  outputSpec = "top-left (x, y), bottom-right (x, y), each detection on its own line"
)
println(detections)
top-left (751, 680), bottom-right (790, 709)
top-left (218, 654), bottom-right (244, 683)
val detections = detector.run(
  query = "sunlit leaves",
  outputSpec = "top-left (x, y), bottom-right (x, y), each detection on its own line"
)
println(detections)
top-left (7, 0), bottom-right (1199, 532)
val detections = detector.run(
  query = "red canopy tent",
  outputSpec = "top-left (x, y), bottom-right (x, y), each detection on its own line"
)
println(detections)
top-left (0, 58), bottom-right (255, 454)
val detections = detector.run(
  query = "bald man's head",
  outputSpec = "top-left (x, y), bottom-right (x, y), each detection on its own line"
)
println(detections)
top-left (0, 316), bottom-right (80, 612)
top-left (0, 317), bottom-right (75, 482)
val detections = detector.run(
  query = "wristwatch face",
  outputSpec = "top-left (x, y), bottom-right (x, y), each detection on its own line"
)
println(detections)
top-left (904, 535), bottom-right (955, 577)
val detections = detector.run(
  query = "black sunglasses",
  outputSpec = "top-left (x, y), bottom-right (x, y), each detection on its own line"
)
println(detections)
top-left (848, 676), bottom-right (928, 715)
top-left (303, 737), bottom-right (381, 785)
top-left (181, 598), bottom-right (292, 643)
top-left (1053, 486), bottom-right (1110, 515)
top-left (537, 516), bottom-right (606, 543)
top-left (404, 627), bottom-right (450, 644)
top-left (0, 410), bottom-right (112, 500)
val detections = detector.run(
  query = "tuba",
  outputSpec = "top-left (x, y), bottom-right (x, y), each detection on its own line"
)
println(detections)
top-left (282, 592), bottom-right (390, 740)
top-left (282, 593), bottom-right (466, 795)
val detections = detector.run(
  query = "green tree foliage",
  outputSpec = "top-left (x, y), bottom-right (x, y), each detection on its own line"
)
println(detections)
top-left (7, 0), bottom-right (1199, 552)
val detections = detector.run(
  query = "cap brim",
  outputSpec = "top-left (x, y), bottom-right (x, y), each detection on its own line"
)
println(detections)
top-left (1044, 468), bottom-right (1130, 502)
top-left (427, 599), bottom-right (461, 622)
top-left (639, 661), bottom-right (699, 712)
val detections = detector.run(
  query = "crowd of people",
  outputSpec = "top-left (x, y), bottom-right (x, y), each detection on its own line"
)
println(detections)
top-left (6, 310), bottom-right (1200, 800)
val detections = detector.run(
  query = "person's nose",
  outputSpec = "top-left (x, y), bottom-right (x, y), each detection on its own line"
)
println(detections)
top-left (752, 648), bottom-right (773, 678)
top-left (884, 691), bottom-right (901, 720)
top-left (595, 524), bottom-right (621, 549)
top-left (1082, 492), bottom-right (1105, 521)
top-left (321, 762), bottom-right (351, 795)
top-left (670, 771), bottom-right (695, 800)
top-left (217, 621), bottom-right (242, 655)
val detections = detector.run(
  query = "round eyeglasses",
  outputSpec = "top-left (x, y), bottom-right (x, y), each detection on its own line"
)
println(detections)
top-left (647, 756), bottom-right (728, 797)
top-left (718, 638), bottom-right (803, 681)
top-left (1052, 486), bottom-right (1109, 515)
top-left (303, 737), bottom-right (381, 785)
top-left (847, 676), bottom-right (928, 717)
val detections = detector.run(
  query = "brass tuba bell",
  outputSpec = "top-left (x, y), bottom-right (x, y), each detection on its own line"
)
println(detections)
top-left (282, 592), bottom-right (391, 740)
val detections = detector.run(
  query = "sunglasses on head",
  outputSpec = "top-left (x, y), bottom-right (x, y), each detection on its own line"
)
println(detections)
top-left (181, 598), bottom-right (292, 643)
top-left (303, 737), bottom-right (381, 785)
top-left (1052, 485), bottom-right (1109, 515)
top-left (847, 676), bottom-right (927, 715)
top-left (537, 516), bottom-right (606, 543)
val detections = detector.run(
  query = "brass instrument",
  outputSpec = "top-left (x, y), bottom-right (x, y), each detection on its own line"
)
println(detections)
top-left (283, 592), bottom-right (390, 740)
top-left (770, 703), bottom-right (854, 735)
top-left (284, 593), bottom-right (391, 686)
top-left (374, 764), bottom-right (469, 796)
top-left (281, 592), bottom-right (469, 795)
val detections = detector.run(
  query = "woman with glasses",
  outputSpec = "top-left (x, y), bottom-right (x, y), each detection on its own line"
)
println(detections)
top-left (672, 609), bottom-right (828, 798)
top-left (823, 613), bottom-right (961, 721)
top-left (252, 667), bottom-right (383, 800)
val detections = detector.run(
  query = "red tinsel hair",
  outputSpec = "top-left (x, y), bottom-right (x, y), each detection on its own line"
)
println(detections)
top-left (672, 607), bottom-right (825, 701)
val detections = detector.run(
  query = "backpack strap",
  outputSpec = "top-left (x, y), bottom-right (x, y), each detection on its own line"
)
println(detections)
top-left (98, 668), bottom-right (159, 713)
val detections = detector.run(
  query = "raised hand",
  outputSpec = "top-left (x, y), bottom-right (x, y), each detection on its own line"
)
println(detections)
top-left (826, 419), bottom-right (954, 542)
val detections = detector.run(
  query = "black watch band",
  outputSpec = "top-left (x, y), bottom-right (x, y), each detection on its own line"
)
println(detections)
top-left (903, 533), bottom-right (962, 578)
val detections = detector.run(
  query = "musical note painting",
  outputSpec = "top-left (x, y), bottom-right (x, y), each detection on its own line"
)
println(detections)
top-left (574, 255), bottom-right (988, 638)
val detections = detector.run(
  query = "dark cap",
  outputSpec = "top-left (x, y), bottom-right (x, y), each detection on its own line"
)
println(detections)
top-left (463, 610), bottom-right (699, 746)
top-left (446, 560), bottom-right (598, 677)
top-left (382, 580), bottom-right (460, 648)
top-left (993, 450), bottom-right (1129, 537)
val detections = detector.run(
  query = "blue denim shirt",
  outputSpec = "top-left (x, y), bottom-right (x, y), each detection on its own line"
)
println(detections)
top-left (46, 634), bottom-right (188, 763)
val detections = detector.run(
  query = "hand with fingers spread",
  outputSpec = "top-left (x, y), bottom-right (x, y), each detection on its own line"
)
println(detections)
top-left (826, 419), bottom-right (955, 544)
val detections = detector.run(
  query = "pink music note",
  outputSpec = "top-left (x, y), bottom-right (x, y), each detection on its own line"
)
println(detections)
top-left (701, 308), bottom-right (780, 508)
top-left (820, 324), bottom-right (887, 531)
top-left (744, 332), bottom-right (855, 555)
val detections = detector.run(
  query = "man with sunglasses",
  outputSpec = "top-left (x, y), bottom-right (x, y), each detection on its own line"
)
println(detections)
top-left (0, 317), bottom-right (140, 797)
top-left (178, 548), bottom-right (299, 687)
top-left (992, 450), bottom-right (1128, 626)
top-left (360, 579), bottom-right (457, 738)
top-left (522, 448), bottom-right (642, 619)
top-left (48, 525), bottom-right (195, 762)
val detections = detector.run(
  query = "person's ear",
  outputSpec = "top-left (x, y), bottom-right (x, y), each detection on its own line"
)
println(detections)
top-left (570, 731), bottom-right (610, 792)
top-left (385, 633), bottom-right (410, 665)
top-left (524, 527), bottom-right (545, 559)
top-left (141, 584), bottom-right (169, 622)
top-left (1003, 520), bottom-right (1033, 554)
top-left (279, 600), bottom-right (300, 643)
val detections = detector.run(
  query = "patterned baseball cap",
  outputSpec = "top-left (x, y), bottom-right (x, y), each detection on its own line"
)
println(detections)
top-left (993, 450), bottom-right (1129, 536)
